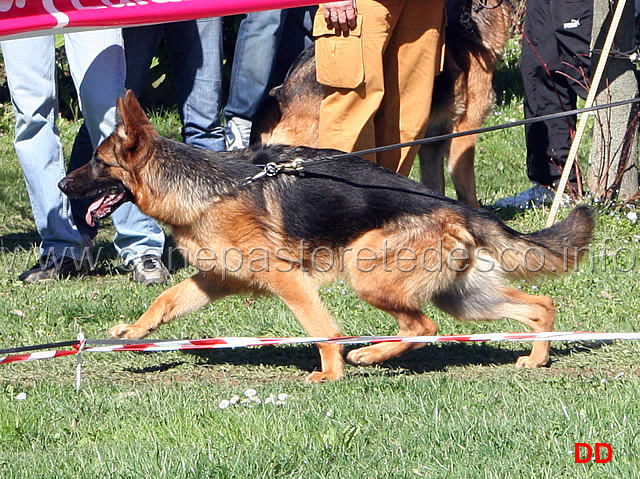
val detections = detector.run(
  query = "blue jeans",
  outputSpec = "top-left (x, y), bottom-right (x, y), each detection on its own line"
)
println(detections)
top-left (1, 30), bottom-right (164, 263)
top-left (224, 8), bottom-right (316, 122)
top-left (271, 7), bottom-right (317, 86)
top-left (224, 10), bottom-right (286, 122)
top-left (123, 17), bottom-right (225, 151)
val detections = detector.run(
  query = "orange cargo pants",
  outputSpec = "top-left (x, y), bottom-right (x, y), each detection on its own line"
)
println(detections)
top-left (314, 0), bottom-right (445, 176)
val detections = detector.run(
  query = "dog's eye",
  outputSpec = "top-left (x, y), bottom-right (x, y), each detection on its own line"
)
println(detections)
top-left (94, 156), bottom-right (115, 168)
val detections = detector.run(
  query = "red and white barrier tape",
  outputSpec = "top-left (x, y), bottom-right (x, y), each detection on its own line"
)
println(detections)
top-left (2, 331), bottom-right (640, 365)
top-left (0, 349), bottom-right (78, 365)
top-left (1, 0), bottom-right (323, 41)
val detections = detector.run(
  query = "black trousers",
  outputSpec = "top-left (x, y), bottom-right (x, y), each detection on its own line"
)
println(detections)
top-left (520, 0), bottom-right (593, 186)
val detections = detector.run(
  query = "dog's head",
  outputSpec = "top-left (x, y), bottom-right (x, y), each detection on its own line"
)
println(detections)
top-left (59, 90), bottom-right (155, 226)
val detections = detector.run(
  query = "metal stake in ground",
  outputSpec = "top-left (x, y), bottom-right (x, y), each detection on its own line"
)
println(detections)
top-left (76, 333), bottom-right (86, 392)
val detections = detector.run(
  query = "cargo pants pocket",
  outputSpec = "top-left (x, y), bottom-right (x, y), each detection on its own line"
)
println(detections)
top-left (313, 12), bottom-right (364, 89)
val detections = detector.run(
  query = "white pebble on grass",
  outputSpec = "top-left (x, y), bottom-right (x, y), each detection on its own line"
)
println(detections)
top-left (218, 390), bottom-right (289, 410)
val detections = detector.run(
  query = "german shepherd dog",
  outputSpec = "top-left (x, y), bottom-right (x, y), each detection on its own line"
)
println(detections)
top-left (253, 0), bottom-right (512, 207)
top-left (59, 91), bottom-right (594, 382)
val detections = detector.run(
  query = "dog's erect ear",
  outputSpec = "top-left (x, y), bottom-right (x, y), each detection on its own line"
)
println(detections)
top-left (124, 90), bottom-right (152, 127)
top-left (113, 91), bottom-right (155, 169)
top-left (269, 85), bottom-right (282, 99)
top-left (115, 96), bottom-right (127, 139)
top-left (115, 90), bottom-right (153, 136)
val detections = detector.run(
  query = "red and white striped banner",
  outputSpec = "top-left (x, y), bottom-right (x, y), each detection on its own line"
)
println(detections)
top-left (0, 348), bottom-right (77, 364)
top-left (0, 0), bottom-right (323, 41)
top-left (2, 331), bottom-right (640, 365)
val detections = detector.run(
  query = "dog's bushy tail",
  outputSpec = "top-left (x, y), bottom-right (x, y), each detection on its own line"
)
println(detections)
top-left (475, 206), bottom-right (595, 280)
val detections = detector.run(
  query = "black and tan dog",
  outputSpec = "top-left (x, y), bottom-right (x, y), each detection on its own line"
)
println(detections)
top-left (59, 91), bottom-right (594, 382)
top-left (254, 0), bottom-right (512, 207)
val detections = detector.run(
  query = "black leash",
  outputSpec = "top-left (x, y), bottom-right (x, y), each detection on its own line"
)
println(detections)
top-left (244, 97), bottom-right (640, 186)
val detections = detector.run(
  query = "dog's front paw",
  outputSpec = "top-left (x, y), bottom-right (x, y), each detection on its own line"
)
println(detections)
top-left (108, 323), bottom-right (149, 339)
top-left (304, 370), bottom-right (344, 383)
top-left (515, 355), bottom-right (548, 368)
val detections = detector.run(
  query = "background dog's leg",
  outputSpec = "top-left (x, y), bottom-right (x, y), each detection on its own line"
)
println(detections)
top-left (448, 133), bottom-right (479, 207)
top-left (264, 270), bottom-right (345, 383)
top-left (108, 273), bottom-right (234, 339)
top-left (447, 53), bottom-right (497, 207)
top-left (419, 142), bottom-right (447, 195)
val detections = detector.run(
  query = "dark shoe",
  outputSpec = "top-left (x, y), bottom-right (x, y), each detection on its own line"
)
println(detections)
top-left (129, 255), bottom-right (170, 286)
top-left (494, 184), bottom-right (571, 209)
top-left (19, 255), bottom-right (90, 283)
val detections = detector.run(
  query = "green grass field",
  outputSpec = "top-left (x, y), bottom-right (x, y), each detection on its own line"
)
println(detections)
top-left (1, 72), bottom-right (640, 477)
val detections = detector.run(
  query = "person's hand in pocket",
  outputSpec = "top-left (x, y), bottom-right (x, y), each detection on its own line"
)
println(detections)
top-left (323, 1), bottom-right (357, 35)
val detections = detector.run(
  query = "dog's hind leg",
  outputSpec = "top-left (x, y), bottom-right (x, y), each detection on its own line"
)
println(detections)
top-left (344, 230), bottom-right (440, 365)
top-left (434, 284), bottom-right (556, 368)
top-left (346, 304), bottom-right (438, 366)
top-left (108, 273), bottom-right (235, 339)
top-left (495, 288), bottom-right (555, 368)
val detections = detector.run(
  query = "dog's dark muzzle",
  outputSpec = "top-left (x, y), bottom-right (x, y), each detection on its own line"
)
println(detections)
top-left (59, 171), bottom-right (133, 227)
top-left (58, 176), bottom-right (79, 197)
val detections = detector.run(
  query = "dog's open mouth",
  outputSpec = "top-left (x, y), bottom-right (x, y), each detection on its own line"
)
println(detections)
top-left (85, 187), bottom-right (130, 227)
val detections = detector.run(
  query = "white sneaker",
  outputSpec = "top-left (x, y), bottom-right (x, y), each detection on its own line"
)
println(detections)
top-left (128, 255), bottom-right (170, 286)
top-left (224, 117), bottom-right (252, 151)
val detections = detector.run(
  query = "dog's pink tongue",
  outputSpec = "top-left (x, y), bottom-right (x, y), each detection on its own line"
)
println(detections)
top-left (85, 197), bottom-right (105, 227)
top-left (85, 191), bottom-right (126, 226)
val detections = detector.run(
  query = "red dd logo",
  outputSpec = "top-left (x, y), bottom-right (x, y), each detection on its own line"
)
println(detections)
top-left (574, 443), bottom-right (613, 463)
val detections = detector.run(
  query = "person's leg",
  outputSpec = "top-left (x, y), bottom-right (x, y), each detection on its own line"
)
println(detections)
top-left (165, 18), bottom-right (225, 152)
top-left (1, 36), bottom-right (90, 267)
top-left (542, 0), bottom-right (592, 184)
top-left (554, 0), bottom-right (592, 96)
top-left (68, 26), bottom-right (165, 240)
top-left (224, 10), bottom-right (287, 124)
top-left (271, 6), bottom-right (316, 86)
top-left (636, 0), bottom-right (640, 46)
top-left (223, 10), bottom-right (287, 150)
top-left (521, 0), bottom-right (580, 188)
top-left (65, 29), bottom-right (167, 280)
top-left (315, 0), bottom-right (391, 159)
top-left (123, 24), bottom-right (165, 97)
top-left (524, 73), bottom-right (578, 187)
top-left (495, 0), bottom-right (576, 209)
top-left (374, 0), bottom-right (445, 176)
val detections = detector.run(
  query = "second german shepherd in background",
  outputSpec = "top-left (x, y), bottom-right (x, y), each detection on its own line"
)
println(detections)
top-left (60, 91), bottom-right (594, 382)
top-left (253, 0), bottom-right (512, 207)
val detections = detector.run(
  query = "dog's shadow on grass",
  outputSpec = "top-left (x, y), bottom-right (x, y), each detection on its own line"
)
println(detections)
top-left (372, 341), bottom-right (605, 375)
top-left (163, 340), bottom-right (606, 376)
